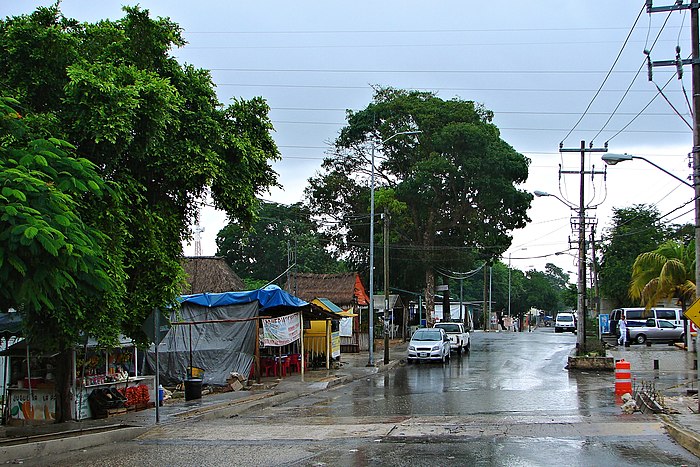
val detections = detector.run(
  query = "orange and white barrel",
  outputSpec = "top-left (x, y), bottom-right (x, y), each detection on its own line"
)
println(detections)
top-left (615, 359), bottom-right (632, 395)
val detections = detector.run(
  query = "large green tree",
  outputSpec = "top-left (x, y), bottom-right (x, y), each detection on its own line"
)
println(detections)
top-left (216, 201), bottom-right (345, 284)
top-left (306, 88), bottom-right (531, 323)
top-left (598, 205), bottom-right (668, 308)
top-left (0, 6), bottom-right (279, 419)
top-left (0, 96), bottom-right (125, 421)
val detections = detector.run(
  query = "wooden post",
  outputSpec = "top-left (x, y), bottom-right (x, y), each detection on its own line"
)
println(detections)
top-left (326, 319), bottom-right (331, 370)
top-left (255, 317), bottom-right (261, 383)
top-left (300, 313), bottom-right (305, 381)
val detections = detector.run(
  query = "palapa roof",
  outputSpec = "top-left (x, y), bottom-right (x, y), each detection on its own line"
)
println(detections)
top-left (182, 256), bottom-right (246, 294)
top-left (285, 272), bottom-right (369, 308)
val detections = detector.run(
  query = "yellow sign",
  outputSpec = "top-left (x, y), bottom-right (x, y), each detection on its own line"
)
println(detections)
top-left (684, 297), bottom-right (700, 328)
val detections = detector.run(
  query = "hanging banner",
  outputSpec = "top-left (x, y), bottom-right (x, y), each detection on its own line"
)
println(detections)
top-left (339, 317), bottom-right (353, 337)
top-left (262, 313), bottom-right (301, 347)
top-left (331, 331), bottom-right (341, 358)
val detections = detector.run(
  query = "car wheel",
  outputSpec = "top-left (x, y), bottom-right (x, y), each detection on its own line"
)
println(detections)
top-left (635, 334), bottom-right (647, 345)
top-left (465, 341), bottom-right (470, 353)
top-left (457, 344), bottom-right (462, 355)
top-left (680, 333), bottom-right (686, 343)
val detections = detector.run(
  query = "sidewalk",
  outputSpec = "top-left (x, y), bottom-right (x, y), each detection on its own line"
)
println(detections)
top-left (608, 343), bottom-right (700, 457)
top-left (0, 341), bottom-right (407, 463)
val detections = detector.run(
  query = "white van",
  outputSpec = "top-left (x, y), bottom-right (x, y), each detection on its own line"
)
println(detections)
top-left (609, 307), bottom-right (683, 336)
top-left (554, 312), bottom-right (577, 333)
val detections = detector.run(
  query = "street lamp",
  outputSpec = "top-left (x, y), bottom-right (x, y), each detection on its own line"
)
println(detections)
top-left (533, 190), bottom-right (577, 209)
top-left (602, 153), bottom-right (693, 188)
top-left (368, 129), bottom-right (422, 366)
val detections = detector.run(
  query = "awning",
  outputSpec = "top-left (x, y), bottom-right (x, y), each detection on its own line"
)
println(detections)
top-left (0, 312), bottom-right (23, 339)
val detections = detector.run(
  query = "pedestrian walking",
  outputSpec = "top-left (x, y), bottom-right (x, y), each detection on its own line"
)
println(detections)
top-left (618, 312), bottom-right (627, 347)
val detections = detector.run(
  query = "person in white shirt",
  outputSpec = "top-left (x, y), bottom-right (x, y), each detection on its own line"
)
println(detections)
top-left (618, 312), bottom-right (628, 346)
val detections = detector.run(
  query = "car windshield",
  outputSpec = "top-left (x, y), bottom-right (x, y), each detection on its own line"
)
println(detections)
top-left (435, 324), bottom-right (460, 333)
top-left (557, 315), bottom-right (573, 322)
top-left (413, 330), bottom-right (442, 341)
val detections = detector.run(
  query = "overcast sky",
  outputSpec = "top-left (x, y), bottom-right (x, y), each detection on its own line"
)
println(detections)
top-left (5, 1), bottom-right (697, 279)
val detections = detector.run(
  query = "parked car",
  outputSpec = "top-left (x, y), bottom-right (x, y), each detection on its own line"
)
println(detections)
top-left (407, 328), bottom-right (451, 363)
top-left (433, 322), bottom-right (470, 354)
top-left (554, 312), bottom-right (576, 333)
top-left (627, 318), bottom-right (685, 345)
top-left (609, 307), bottom-right (683, 337)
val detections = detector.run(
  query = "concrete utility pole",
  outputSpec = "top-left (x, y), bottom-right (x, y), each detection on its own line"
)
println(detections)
top-left (383, 208), bottom-right (390, 365)
top-left (645, 0), bottom-right (700, 409)
top-left (560, 141), bottom-right (607, 352)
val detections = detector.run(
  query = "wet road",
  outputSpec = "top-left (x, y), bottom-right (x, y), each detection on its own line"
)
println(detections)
top-left (44, 329), bottom-right (698, 466)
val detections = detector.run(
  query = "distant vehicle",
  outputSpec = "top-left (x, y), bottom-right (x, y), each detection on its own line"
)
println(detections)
top-left (543, 316), bottom-right (553, 327)
top-left (407, 328), bottom-right (451, 363)
top-left (555, 312), bottom-right (576, 333)
top-left (627, 318), bottom-right (684, 345)
top-left (433, 322), bottom-right (470, 354)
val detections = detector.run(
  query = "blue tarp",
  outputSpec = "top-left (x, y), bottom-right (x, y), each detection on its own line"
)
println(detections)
top-left (178, 285), bottom-right (308, 310)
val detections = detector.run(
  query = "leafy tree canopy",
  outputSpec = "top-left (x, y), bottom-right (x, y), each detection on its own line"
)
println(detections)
top-left (599, 205), bottom-right (675, 308)
top-left (216, 201), bottom-right (346, 283)
top-left (305, 88), bottom-right (531, 321)
top-left (0, 6), bottom-right (279, 345)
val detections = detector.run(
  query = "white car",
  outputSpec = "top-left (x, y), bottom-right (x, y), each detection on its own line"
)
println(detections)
top-left (433, 322), bottom-right (470, 354)
top-left (407, 328), bottom-right (451, 363)
top-left (555, 312), bottom-right (576, 333)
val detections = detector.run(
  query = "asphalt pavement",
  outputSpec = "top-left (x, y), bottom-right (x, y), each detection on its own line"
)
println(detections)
top-left (0, 340), bottom-right (407, 463)
top-left (4, 332), bottom-right (700, 462)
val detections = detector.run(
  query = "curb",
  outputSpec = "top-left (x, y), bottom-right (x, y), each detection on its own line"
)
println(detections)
top-left (0, 425), bottom-right (149, 464)
top-left (660, 415), bottom-right (700, 458)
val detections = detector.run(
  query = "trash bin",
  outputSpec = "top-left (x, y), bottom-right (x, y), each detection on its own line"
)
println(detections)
top-left (184, 378), bottom-right (202, 401)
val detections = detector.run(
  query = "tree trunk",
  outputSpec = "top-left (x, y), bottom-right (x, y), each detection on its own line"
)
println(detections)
top-left (425, 269), bottom-right (435, 327)
top-left (54, 348), bottom-right (74, 423)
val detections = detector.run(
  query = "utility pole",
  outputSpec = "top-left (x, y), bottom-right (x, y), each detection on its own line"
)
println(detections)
top-left (383, 208), bottom-right (390, 365)
top-left (645, 0), bottom-right (700, 409)
top-left (483, 265), bottom-right (488, 331)
top-left (560, 141), bottom-right (607, 352)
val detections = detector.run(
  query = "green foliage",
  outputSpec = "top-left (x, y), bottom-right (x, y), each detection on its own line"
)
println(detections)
top-left (0, 5), bottom-right (279, 349)
top-left (306, 88), bottom-right (531, 303)
top-left (0, 96), bottom-right (126, 348)
top-left (216, 201), bottom-right (345, 283)
top-left (630, 240), bottom-right (695, 309)
top-left (599, 205), bottom-right (681, 308)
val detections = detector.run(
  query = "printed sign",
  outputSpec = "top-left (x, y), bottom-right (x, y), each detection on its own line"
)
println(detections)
top-left (9, 389), bottom-right (56, 421)
top-left (262, 313), bottom-right (301, 347)
top-left (599, 314), bottom-right (610, 335)
top-left (331, 331), bottom-right (341, 358)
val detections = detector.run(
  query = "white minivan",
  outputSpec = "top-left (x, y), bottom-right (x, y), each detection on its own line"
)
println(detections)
top-left (555, 312), bottom-right (577, 333)
top-left (608, 307), bottom-right (683, 336)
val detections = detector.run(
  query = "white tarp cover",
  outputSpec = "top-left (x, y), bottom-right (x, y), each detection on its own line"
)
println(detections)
top-left (146, 301), bottom-right (257, 385)
top-left (339, 317), bottom-right (353, 337)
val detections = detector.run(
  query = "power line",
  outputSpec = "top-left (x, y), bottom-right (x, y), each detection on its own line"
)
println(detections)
top-left (561, 4), bottom-right (645, 144)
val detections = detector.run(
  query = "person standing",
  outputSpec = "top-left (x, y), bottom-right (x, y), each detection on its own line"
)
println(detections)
top-left (618, 312), bottom-right (627, 347)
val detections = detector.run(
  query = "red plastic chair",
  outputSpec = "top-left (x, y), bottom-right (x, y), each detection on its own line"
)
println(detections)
top-left (288, 354), bottom-right (301, 373)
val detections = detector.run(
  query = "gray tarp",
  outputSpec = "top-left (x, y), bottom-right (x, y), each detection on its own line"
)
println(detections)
top-left (145, 301), bottom-right (257, 385)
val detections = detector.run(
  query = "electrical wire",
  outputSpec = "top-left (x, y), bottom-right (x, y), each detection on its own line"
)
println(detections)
top-left (592, 7), bottom-right (675, 142)
top-left (560, 4), bottom-right (645, 145)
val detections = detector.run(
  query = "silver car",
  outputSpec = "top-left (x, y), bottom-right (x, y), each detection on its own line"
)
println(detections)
top-left (407, 328), bottom-right (451, 363)
top-left (628, 318), bottom-right (685, 345)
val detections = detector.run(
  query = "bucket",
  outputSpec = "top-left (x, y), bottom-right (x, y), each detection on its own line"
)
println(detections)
top-left (615, 359), bottom-right (632, 395)
top-left (187, 366), bottom-right (205, 379)
top-left (184, 378), bottom-right (202, 401)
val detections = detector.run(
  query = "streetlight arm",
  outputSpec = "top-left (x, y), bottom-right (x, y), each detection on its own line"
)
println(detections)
top-left (533, 190), bottom-right (576, 209)
top-left (603, 153), bottom-right (693, 188)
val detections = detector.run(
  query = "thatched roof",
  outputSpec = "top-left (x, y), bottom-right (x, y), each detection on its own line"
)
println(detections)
top-left (285, 272), bottom-right (369, 308)
top-left (182, 256), bottom-right (246, 294)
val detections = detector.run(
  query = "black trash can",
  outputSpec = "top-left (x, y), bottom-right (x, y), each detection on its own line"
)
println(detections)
top-left (184, 378), bottom-right (202, 401)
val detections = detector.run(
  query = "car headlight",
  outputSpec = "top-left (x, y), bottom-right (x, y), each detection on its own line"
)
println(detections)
top-left (408, 345), bottom-right (415, 351)
top-left (432, 345), bottom-right (440, 351)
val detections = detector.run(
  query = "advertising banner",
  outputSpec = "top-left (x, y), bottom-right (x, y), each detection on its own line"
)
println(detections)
top-left (331, 331), bottom-right (341, 358)
top-left (262, 313), bottom-right (301, 347)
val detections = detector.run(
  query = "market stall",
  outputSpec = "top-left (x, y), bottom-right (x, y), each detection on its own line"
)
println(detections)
top-left (2, 337), bottom-right (153, 424)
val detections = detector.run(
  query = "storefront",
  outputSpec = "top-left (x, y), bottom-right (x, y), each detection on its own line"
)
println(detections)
top-left (2, 337), bottom-right (153, 424)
